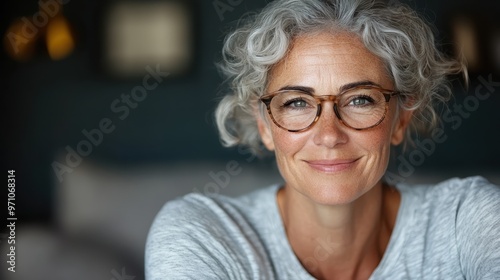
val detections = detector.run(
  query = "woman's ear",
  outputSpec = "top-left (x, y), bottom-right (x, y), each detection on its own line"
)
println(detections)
top-left (391, 108), bottom-right (413, 145)
top-left (256, 113), bottom-right (275, 151)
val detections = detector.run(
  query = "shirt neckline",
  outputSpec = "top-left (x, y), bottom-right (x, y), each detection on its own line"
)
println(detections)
top-left (265, 183), bottom-right (410, 279)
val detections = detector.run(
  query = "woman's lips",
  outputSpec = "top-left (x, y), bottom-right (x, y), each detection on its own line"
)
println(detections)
top-left (304, 158), bottom-right (360, 173)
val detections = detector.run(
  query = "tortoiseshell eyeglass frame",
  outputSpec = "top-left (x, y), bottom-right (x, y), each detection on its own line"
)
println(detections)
top-left (259, 85), bottom-right (400, 132)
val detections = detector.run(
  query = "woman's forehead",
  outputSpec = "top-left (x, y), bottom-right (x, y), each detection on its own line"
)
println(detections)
top-left (287, 33), bottom-right (380, 67)
top-left (268, 32), bottom-right (391, 91)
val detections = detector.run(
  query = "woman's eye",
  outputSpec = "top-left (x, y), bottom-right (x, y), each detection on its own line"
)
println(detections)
top-left (284, 99), bottom-right (308, 108)
top-left (348, 96), bottom-right (373, 106)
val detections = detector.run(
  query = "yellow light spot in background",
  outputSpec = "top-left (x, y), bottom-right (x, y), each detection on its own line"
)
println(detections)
top-left (3, 19), bottom-right (39, 61)
top-left (453, 17), bottom-right (479, 70)
top-left (46, 16), bottom-right (75, 60)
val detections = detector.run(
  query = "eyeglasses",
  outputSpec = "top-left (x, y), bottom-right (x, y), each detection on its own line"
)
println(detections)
top-left (260, 85), bottom-right (399, 132)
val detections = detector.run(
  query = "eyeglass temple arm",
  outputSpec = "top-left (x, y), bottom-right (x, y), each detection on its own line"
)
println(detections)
top-left (383, 92), bottom-right (400, 102)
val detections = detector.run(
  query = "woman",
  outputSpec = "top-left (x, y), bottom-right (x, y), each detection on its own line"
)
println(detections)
top-left (146, 0), bottom-right (500, 279)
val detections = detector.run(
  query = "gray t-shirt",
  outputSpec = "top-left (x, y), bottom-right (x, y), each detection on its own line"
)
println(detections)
top-left (145, 176), bottom-right (500, 279)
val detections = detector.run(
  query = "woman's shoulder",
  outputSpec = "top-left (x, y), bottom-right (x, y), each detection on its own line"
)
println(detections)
top-left (419, 175), bottom-right (500, 225)
top-left (145, 184), bottom-right (280, 279)
top-left (148, 184), bottom-right (280, 237)
top-left (395, 176), bottom-right (500, 228)
top-left (397, 175), bottom-right (499, 206)
top-left (157, 184), bottom-right (279, 220)
top-left (413, 176), bottom-right (500, 278)
top-left (393, 176), bottom-right (500, 243)
top-left (381, 176), bottom-right (500, 278)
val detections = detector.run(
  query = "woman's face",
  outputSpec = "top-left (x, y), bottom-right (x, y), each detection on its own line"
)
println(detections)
top-left (257, 32), bottom-right (412, 205)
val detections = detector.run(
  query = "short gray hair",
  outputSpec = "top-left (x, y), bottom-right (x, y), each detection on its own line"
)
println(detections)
top-left (215, 0), bottom-right (466, 155)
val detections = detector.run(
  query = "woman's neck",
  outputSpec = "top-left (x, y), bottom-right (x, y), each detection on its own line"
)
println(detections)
top-left (277, 181), bottom-right (400, 280)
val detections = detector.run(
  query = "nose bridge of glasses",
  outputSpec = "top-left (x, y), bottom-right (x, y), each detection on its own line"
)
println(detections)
top-left (316, 94), bottom-right (339, 103)
top-left (316, 95), bottom-right (341, 115)
top-left (315, 95), bottom-right (343, 124)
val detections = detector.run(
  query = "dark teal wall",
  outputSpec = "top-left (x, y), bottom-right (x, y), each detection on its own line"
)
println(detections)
top-left (2, 0), bottom-right (499, 222)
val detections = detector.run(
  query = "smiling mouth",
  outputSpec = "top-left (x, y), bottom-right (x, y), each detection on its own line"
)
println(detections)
top-left (304, 158), bottom-right (360, 173)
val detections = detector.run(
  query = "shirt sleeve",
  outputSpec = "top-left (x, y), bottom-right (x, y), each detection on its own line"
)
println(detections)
top-left (145, 194), bottom-right (253, 280)
top-left (455, 177), bottom-right (500, 279)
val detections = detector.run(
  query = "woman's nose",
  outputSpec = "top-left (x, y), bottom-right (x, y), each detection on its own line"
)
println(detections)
top-left (312, 103), bottom-right (348, 148)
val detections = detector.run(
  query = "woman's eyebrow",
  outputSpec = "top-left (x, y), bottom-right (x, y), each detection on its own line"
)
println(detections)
top-left (339, 80), bottom-right (382, 92)
top-left (276, 85), bottom-right (315, 94)
top-left (276, 81), bottom-right (382, 95)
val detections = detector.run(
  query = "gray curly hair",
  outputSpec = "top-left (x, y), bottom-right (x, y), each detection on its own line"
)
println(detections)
top-left (215, 0), bottom-right (466, 155)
